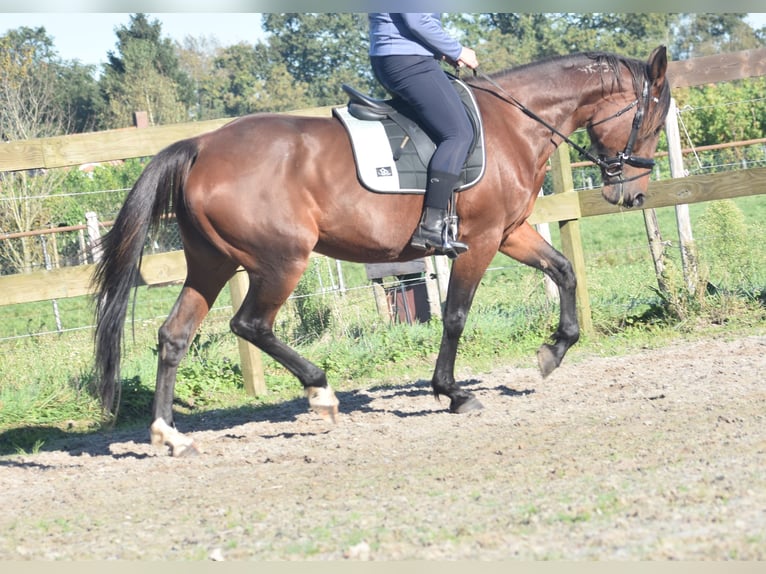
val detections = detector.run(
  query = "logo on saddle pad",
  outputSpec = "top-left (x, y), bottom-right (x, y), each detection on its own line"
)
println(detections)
top-left (333, 76), bottom-right (486, 194)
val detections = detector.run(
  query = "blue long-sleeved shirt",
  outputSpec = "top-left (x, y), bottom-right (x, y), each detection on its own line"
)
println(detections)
top-left (368, 13), bottom-right (462, 61)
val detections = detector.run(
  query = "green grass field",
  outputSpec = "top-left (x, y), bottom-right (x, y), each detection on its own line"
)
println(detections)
top-left (1, 196), bottom-right (764, 453)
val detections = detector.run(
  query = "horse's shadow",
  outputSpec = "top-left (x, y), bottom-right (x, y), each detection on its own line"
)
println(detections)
top-left (0, 377), bottom-right (535, 462)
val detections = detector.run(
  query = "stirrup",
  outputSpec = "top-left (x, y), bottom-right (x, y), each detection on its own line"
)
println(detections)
top-left (410, 220), bottom-right (468, 259)
top-left (442, 237), bottom-right (469, 259)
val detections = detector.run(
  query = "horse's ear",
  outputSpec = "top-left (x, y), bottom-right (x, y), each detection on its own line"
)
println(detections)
top-left (648, 45), bottom-right (667, 86)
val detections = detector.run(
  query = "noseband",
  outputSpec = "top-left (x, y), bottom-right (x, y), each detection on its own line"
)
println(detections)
top-left (470, 70), bottom-right (656, 185)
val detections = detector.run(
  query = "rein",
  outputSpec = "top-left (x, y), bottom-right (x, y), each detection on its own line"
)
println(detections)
top-left (465, 68), bottom-right (656, 183)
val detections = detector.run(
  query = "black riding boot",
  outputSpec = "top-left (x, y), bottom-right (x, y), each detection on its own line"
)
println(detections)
top-left (410, 206), bottom-right (468, 258)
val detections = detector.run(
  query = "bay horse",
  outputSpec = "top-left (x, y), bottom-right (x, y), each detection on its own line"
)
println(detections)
top-left (93, 46), bottom-right (671, 456)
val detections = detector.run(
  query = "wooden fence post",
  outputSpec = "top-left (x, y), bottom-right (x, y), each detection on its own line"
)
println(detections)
top-left (432, 255), bottom-right (450, 305)
top-left (133, 111), bottom-right (150, 129)
top-left (85, 211), bottom-right (102, 263)
top-left (643, 209), bottom-right (669, 293)
top-left (370, 279), bottom-right (390, 322)
top-left (423, 256), bottom-right (443, 319)
top-left (228, 268), bottom-right (267, 396)
top-left (550, 146), bottom-right (594, 336)
top-left (40, 235), bottom-right (63, 332)
top-left (665, 97), bottom-right (700, 293)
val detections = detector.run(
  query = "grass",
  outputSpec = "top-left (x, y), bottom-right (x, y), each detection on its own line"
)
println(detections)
top-left (0, 196), bottom-right (764, 455)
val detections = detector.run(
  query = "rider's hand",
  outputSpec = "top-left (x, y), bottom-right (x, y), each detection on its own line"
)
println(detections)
top-left (457, 47), bottom-right (479, 70)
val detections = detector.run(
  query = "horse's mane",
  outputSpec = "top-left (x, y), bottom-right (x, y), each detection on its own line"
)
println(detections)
top-left (488, 50), bottom-right (671, 134)
top-left (490, 51), bottom-right (641, 87)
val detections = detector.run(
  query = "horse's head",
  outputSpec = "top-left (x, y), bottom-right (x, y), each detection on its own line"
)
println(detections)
top-left (586, 46), bottom-right (671, 208)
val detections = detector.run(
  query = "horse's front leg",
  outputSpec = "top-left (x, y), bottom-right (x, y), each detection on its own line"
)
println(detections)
top-left (499, 222), bottom-right (579, 378)
top-left (431, 249), bottom-right (497, 414)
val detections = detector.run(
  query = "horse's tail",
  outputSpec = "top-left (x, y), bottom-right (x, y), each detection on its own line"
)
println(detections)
top-left (91, 139), bottom-right (199, 415)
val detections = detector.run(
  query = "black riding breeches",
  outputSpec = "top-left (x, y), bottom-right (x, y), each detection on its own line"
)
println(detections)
top-left (371, 55), bottom-right (473, 208)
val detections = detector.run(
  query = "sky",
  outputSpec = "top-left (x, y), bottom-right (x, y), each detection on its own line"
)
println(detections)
top-left (1, 11), bottom-right (765, 70)
top-left (1, 13), bottom-right (268, 67)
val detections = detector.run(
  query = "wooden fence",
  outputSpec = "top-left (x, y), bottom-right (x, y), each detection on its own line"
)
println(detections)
top-left (2, 48), bottom-right (765, 394)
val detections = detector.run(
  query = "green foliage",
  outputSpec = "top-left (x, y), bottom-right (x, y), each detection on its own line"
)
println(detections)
top-left (674, 77), bottom-right (766, 153)
top-left (263, 13), bottom-right (375, 105)
top-left (56, 158), bottom-right (146, 222)
top-left (0, 159), bottom-right (149, 274)
top-left (99, 13), bottom-right (194, 128)
top-left (211, 43), bottom-right (315, 115)
top-left (550, 13), bottom-right (675, 56)
top-left (697, 199), bottom-right (763, 289)
top-left (672, 13), bottom-right (764, 60)
top-left (291, 260), bottom-right (334, 343)
top-left (175, 332), bottom-right (246, 408)
top-left (0, 26), bottom-right (102, 136)
top-left (0, 332), bottom-right (103, 446)
top-left (448, 13), bottom-right (678, 73)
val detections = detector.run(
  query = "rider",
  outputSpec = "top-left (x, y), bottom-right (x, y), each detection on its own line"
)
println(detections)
top-left (368, 13), bottom-right (480, 257)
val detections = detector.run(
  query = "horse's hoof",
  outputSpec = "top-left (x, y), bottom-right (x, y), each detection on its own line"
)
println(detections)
top-left (536, 344), bottom-right (558, 379)
top-left (150, 418), bottom-right (201, 457)
top-left (450, 395), bottom-right (484, 414)
top-left (305, 385), bottom-right (340, 424)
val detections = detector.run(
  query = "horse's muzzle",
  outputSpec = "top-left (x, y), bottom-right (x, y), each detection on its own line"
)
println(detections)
top-left (602, 183), bottom-right (646, 209)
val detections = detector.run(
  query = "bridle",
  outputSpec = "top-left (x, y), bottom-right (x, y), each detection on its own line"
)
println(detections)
top-left (466, 69), bottom-right (657, 184)
top-left (588, 78), bottom-right (656, 182)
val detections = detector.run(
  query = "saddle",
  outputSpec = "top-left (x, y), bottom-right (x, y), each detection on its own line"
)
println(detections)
top-left (333, 74), bottom-right (485, 194)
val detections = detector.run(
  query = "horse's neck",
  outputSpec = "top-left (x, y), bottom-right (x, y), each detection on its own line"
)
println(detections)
top-left (498, 56), bottom-right (624, 136)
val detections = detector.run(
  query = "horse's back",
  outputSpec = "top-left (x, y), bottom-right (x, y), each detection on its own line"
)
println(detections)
top-left (201, 112), bottom-right (343, 155)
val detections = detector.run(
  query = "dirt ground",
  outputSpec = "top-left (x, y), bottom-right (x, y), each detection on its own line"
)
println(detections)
top-left (1, 334), bottom-right (765, 560)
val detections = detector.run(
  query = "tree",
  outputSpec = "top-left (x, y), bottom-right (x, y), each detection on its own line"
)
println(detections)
top-left (558, 13), bottom-right (672, 55)
top-left (57, 62), bottom-right (106, 133)
top-left (207, 41), bottom-right (314, 115)
top-left (176, 34), bottom-right (227, 120)
top-left (3, 27), bottom-right (67, 139)
top-left (99, 13), bottom-right (193, 127)
top-left (0, 26), bottom-right (99, 273)
top-left (448, 13), bottom-right (564, 70)
top-left (672, 13), bottom-right (764, 60)
top-left (263, 13), bottom-right (374, 106)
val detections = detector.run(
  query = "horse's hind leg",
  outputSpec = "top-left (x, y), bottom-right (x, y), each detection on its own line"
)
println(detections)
top-left (499, 222), bottom-right (579, 378)
top-left (230, 267), bottom-right (339, 422)
top-left (150, 259), bottom-right (237, 456)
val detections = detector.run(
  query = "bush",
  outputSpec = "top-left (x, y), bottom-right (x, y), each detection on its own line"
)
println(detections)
top-left (697, 199), bottom-right (761, 289)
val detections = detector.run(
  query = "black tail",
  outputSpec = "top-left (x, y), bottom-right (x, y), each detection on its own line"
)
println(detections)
top-left (91, 139), bottom-right (199, 414)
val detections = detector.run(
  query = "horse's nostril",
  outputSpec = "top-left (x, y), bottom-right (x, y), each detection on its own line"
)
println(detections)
top-left (633, 194), bottom-right (645, 208)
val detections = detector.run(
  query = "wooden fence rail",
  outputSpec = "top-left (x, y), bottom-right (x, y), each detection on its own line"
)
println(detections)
top-left (529, 166), bottom-right (766, 225)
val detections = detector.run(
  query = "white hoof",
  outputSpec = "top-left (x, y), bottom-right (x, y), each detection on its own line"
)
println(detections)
top-left (149, 418), bottom-right (201, 457)
top-left (305, 385), bottom-right (340, 423)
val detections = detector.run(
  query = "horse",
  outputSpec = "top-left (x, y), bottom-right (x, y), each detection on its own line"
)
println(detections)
top-left (92, 46), bottom-right (671, 456)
